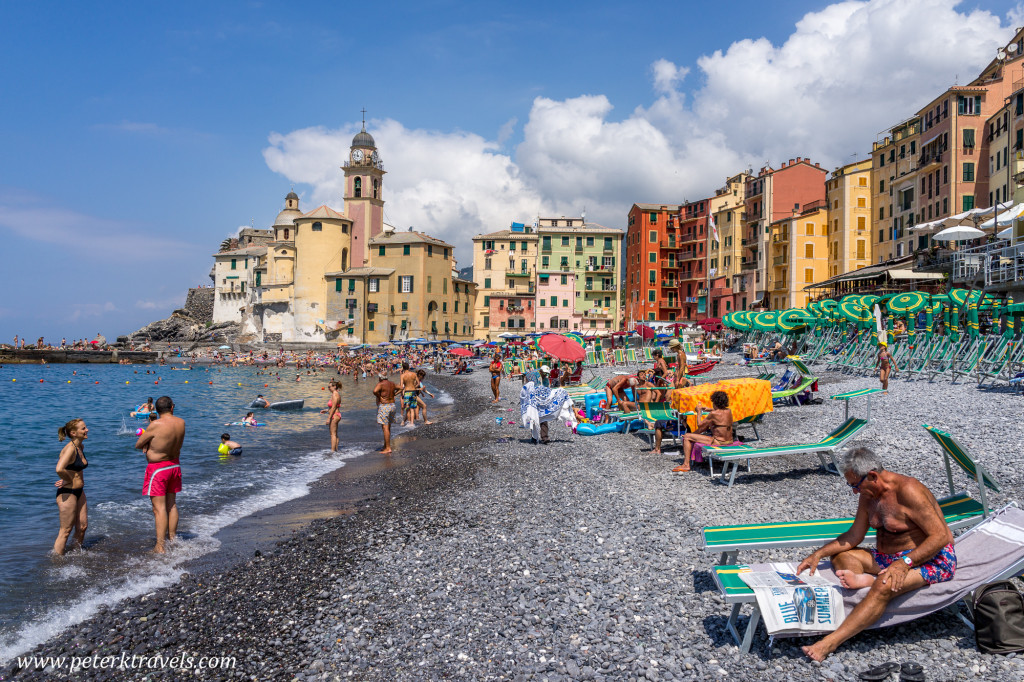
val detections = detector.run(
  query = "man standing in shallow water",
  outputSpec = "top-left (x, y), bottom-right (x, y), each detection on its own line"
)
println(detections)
top-left (373, 374), bottom-right (398, 454)
top-left (134, 396), bottom-right (185, 553)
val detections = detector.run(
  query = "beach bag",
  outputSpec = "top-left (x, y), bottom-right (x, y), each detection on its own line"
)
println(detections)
top-left (973, 581), bottom-right (1024, 654)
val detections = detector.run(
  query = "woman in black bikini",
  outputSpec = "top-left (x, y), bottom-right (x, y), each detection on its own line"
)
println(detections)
top-left (54, 418), bottom-right (89, 555)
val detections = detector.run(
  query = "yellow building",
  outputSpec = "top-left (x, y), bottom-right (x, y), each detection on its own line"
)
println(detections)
top-left (766, 204), bottom-right (828, 310)
top-left (323, 228), bottom-right (476, 343)
top-left (826, 159), bottom-right (873, 279)
top-left (708, 172), bottom-right (750, 315)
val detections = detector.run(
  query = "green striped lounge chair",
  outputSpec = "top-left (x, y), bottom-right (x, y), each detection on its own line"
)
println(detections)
top-left (701, 423), bottom-right (1000, 565)
top-left (634, 402), bottom-right (684, 448)
top-left (626, 348), bottom-right (639, 364)
top-left (565, 376), bottom-right (607, 398)
top-left (585, 350), bottom-right (600, 367)
top-left (703, 417), bottom-right (868, 488)
top-left (770, 374), bottom-right (817, 405)
top-left (613, 348), bottom-right (629, 365)
top-left (711, 506), bottom-right (1024, 653)
top-left (641, 347), bottom-right (654, 361)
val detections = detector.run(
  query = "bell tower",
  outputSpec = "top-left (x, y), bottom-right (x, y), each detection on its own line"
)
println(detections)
top-left (343, 110), bottom-right (386, 267)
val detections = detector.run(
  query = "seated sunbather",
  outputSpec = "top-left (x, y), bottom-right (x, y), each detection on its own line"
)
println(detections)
top-left (635, 370), bottom-right (657, 403)
top-left (796, 446), bottom-right (955, 662)
top-left (605, 375), bottom-right (638, 414)
top-left (674, 390), bottom-right (732, 473)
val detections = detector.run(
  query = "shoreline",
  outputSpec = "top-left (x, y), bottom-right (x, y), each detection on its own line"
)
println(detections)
top-left (7, 359), bottom-right (1024, 681)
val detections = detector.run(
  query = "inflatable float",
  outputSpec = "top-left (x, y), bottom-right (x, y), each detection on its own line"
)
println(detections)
top-left (268, 399), bottom-right (304, 410)
top-left (224, 421), bottom-right (267, 426)
top-left (575, 419), bottom-right (645, 436)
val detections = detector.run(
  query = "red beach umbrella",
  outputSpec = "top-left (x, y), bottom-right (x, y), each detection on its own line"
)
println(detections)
top-left (537, 333), bottom-right (585, 362)
top-left (448, 347), bottom-right (473, 357)
top-left (697, 318), bottom-right (723, 332)
top-left (635, 324), bottom-right (656, 340)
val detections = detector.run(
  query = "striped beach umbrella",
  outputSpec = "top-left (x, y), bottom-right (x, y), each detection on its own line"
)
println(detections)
top-left (776, 308), bottom-right (811, 333)
top-left (751, 311), bottom-right (779, 332)
top-left (838, 296), bottom-right (872, 324)
top-left (732, 311), bottom-right (753, 330)
top-left (948, 288), bottom-right (970, 307)
top-left (887, 291), bottom-right (928, 315)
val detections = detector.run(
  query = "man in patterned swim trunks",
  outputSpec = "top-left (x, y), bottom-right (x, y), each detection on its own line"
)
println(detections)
top-left (796, 446), bottom-right (956, 662)
top-left (373, 374), bottom-right (398, 455)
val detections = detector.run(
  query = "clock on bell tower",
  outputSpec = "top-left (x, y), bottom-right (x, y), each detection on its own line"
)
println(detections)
top-left (343, 111), bottom-right (386, 267)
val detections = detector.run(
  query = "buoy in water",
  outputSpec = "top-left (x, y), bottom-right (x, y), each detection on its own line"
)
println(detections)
top-left (125, 381), bottom-right (130, 384)
top-left (67, 380), bottom-right (71, 383)
top-left (185, 380), bottom-right (189, 384)
top-left (39, 379), bottom-right (44, 383)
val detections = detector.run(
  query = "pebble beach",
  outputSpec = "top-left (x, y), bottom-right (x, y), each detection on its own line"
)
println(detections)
top-left (8, 353), bottom-right (1024, 681)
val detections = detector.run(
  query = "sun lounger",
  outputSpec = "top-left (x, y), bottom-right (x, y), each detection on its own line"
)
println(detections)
top-left (634, 402), bottom-right (690, 448)
top-left (703, 417), bottom-right (868, 487)
top-left (733, 413), bottom-right (765, 441)
top-left (830, 387), bottom-right (884, 422)
top-left (701, 422), bottom-right (1001, 564)
top-left (770, 374), bottom-right (817, 405)
top-left (710, 505), bottom-right (1024, 653)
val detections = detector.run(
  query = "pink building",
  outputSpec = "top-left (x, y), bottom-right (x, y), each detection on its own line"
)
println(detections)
top-left (535, 271), bottom-right (583, 332)
top-left (488, 293), bottom-right (534, 333)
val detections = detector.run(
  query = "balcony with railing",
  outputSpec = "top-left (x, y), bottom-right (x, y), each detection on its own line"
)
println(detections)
top-left (659, 240), bottom-right (678, 250)
top-left (918, 150), bottom-right (943, 169)
top-left (772, 255), bottom-right (786, 266)
top-left (660, 280), bottom-right (678, 288)
top-left (506, 269), bottom-right (532, 278)
top-left (772, 232), bottom-right (789, 244)
top-left (583, 308), bottom-right (613, 318)
top-left (741, 261), bottom-right (758, 271)
top-left (660, 260), bottom-right (679, 269)
top-left (585, 282), bottom-right (617, 292)
top-left (661, 301), bottom-right (681, 309)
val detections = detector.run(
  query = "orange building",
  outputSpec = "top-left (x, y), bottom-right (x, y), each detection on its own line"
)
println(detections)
top-left (676, 198), bottom-right (712, 322)
top-left (625, 203), bottom-right (681, 325)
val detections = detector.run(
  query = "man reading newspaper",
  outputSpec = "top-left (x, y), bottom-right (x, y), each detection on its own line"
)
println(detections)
top-left (795, 447), bottom-right (955, 661)
top-left (738, 566), bottom-right (846, 636)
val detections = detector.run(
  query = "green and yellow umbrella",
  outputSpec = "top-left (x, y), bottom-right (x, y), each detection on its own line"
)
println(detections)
top-left (776, 308), bottom-right (812, 333)
top-left (563, 332), bottom-right (584, 346)
top-left (948, 288), bottom-right (970, 307)
top-left (732, 311), bottom-right (753, 330)
top-left (839, 295), bottom-right (872, 324)
top-left (722, 312), bottom-right (735, 328)
top-left (806, 301), bottom-right (822, 317)
top-left (751, 311), bottom-right (779, 332)
top-left (887, 291), bottom-right (929, 315)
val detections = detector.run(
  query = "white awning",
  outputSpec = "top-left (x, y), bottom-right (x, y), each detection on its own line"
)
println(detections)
top-left (886, 270), bottom-right (945, 280)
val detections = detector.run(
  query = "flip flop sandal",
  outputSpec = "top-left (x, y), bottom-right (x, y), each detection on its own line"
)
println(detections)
top-left (858, 662), bottom-right (900, 680)
top-left (899, 661), bottom-right (925, 682)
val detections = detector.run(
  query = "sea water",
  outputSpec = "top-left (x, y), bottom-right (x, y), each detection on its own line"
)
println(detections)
top-left (0, 363), bottom-right (452, 662)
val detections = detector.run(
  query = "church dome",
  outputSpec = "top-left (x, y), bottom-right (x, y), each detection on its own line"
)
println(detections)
top-left (285, 191), bottom-right (299, 201)
top-left (273, 208), bottom-right (301, 227)
top-left (352, 128), bottom-right (375, 148)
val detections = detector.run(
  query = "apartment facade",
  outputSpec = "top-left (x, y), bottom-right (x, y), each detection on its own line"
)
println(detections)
top-left (676, 198), bottom-right (711, 322)
top-left (708, 172), bottom-right (750, 317)
top-left (826, 159), bottom-right (874, 280)
top-left (767, 202), bottom-right (829, 310)
top-left (536, 218), bottom-right (622, 331)
top-left (471, 224), bottom-right (538, 339)
top-left (625, 203), bottom-right (682, 324)
top-left (874, 34), bottom-right (1024, 263)
top-left (742, 158), bottom-right (827, 309)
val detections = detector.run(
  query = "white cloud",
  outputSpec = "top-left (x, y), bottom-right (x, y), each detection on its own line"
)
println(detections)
top-left (70, 302), bottom-right (117, 321)
top-left (262, 0), bottom-right (1015, 261)
top-left (0, 188), bottom-right (196, 261)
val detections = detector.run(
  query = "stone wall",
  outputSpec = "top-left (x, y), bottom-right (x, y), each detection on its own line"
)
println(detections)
top-left (184, 288), bottom-right (215, 324)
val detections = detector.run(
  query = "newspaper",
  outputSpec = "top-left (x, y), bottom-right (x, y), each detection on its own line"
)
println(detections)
top-left (738, 562), bottom-right (846, 635)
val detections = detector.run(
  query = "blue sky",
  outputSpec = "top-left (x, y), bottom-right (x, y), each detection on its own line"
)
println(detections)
top-left (1, 0), bottom-right (1021, 341)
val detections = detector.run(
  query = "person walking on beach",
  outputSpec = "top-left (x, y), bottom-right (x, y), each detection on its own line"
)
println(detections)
top-left (54, 418), bottom-right (89, 555)
top-left (414, 369), bottom-right (435, 424)
top-left (399, 362), bottom-right (419, 426)
top-left (134, 396), bottom-right (185, 554)
top-left (876, 342), bottom-right (892, 393)
top-left (674, 390), bottom-right (733, 472)
top-left (797, 447), bottom-right (955, 662)
top-left (373, 374), bottom-right (398, 454)
top-left (489, 353), bottom-right (504, 403)
top-left (326, 380), bottom-right (342, 452)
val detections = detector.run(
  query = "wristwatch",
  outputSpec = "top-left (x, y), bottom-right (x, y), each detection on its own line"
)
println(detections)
top-left (901, 556), bottom-right (913, 567)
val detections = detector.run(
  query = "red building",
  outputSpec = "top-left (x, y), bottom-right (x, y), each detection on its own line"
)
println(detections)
top-left (676, 198), bottom-right (711, 322)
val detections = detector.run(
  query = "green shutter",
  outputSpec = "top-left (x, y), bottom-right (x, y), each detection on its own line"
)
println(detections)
top-left (231, 259), bottom-right (237, 270)
top-left (379, 246), bottom-right (386, 256)
top-left (403, 245), bottom-right (410, 255)
top-left (335, 279), bottom-right (342, 292)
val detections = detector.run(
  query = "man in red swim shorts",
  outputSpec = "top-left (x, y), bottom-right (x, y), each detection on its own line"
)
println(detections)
top-left (134, 396), bottom-right (186, 553)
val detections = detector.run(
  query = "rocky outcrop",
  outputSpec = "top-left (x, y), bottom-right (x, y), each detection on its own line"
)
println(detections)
top-left (184, 288), bottom-right (215, 325)
top-left (128, 309), bottom-right (241, 345)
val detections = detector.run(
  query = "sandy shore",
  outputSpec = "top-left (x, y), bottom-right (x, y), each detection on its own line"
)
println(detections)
top-left (8, 356), bottom-right (1024, 681)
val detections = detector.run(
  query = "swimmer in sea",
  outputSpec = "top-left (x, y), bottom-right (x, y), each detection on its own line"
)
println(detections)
top-left (54, 418), bottom-right (89, 555)
top-left (241, 412), bottom-right (257, 426)
top-left (219, 433), bottom-right (242, 456)
top-left (131, 397), bottom-right (155, 417)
